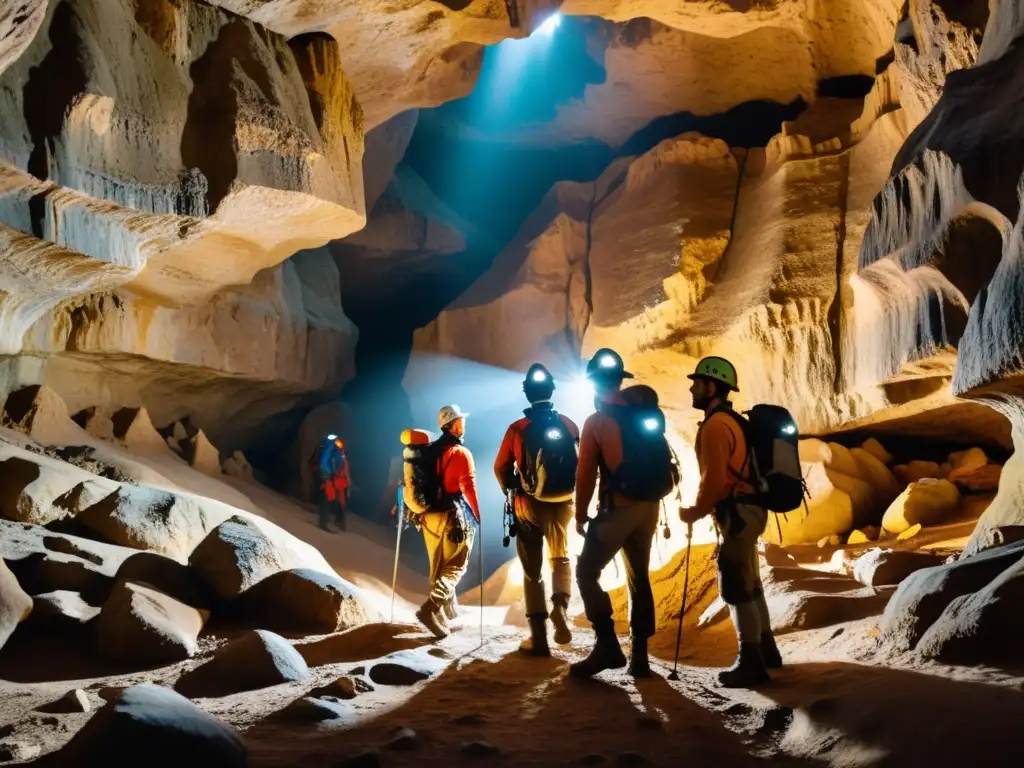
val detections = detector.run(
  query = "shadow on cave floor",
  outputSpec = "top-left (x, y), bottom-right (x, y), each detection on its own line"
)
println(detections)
top-left (753, 660), bottom-right (1024, 766)
top-left (245, 640), bottom-right (770, 767)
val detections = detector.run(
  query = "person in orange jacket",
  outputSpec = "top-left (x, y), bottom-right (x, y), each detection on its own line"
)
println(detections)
top-left (317, 434), bottom-right (351, 533)
top-left (494, 363), bottom-right (579, 656)
top-left (678, 356), bottom-right (779, 688)
top-left (415, 404), bottom-right (482, 638)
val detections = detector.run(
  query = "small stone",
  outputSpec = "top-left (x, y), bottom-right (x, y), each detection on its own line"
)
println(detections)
top-left (461, 740), bottom-right (501, 757)
top-left (0, 725), bottom-right (12, 739)
top-left (617, 752), bottom-right (651, 766)
top-left (0, 741), bottom-right (42, 762)
top-left (279, 696), bottom-right (352, 724)
top-left (385, 726), bottom-right (417, 751)
top-left (723, 702), bottom-right (753, 717)
top-left (336, 748), bottom-right (381, 767)
top-left (348, 666), bottom-right (366, 676)
top-left (312, 675), bottom-right (372, 700)
top-left (37, 688), bottom-right (91, 714)
top-left (635, 715), bottom-right (662, 730)
top-left (817, 534), bottom-right (842, 548)
top-left (369, 661), bottom-right (431, 686)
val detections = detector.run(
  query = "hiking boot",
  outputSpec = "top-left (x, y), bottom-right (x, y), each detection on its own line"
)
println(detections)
top-left (550, 595), bottom-right (572, 646)
top-left (760, 631), bottom-right (782, 670)
top-left (627, 636), bottom-right (652, 678)
top-left (717, 642), bottom-right (770, 688)
top-left (519, 615), bottom-right (550, 657)
top-left (443, 595), bottom-right (459, 621)
top-left (569, 622), bottom-right (626, 678)
top-left (415, 601), bottom-right (450, 639)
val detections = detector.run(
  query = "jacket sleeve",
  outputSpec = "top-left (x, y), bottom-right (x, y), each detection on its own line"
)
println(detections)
top-left (456, 448), bottom-right (482, 524)
top-left (694, 416), bottom-right (738, 516)
top-left (574, 416), bottom-right (600, 516)
top-left (493, 427), bottom-right (516, 492)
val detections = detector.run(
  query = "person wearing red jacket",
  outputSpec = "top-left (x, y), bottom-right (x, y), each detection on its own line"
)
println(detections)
top-left (317, 435), bottom-right (351, 533)
top-left (415, 404), bottom-right (482, 638)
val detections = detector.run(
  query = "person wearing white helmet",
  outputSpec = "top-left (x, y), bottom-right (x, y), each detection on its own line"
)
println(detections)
top-left (414, 404), bottom-right (482, 638)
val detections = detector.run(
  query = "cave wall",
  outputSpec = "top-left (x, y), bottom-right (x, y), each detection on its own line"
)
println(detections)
top-left (0, 0), bottom-right (366, 452)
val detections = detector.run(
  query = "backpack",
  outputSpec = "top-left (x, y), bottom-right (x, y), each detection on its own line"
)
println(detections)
top-left (715, 404), bottom-right (807, 513)
top-left (400, 429), bottom-right (457, 514)
top-left (605, 403), bottom-right (681, 502)
top-left (519, 407), bottom-right (578, 503)
top-left (318, 441), bottom-right (340, 481)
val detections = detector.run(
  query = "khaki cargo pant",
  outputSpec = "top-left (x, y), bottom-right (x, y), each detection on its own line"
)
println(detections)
top-left (420, 510), bottom-right (475, 607)
top-left (577, 499), bottom-right (660, 638)
top-left (715, 502), bottom-right (768, 605)
top-left (515, 495), bottom-right (573, 616)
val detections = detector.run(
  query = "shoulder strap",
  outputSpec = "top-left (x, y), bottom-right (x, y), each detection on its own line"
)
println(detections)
top-left (707, 407), bottom-right (755, 487)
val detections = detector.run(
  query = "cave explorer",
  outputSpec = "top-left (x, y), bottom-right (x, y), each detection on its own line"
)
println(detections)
top-left (494, 362), bottom-right (580, 656)
top-left (571, 349), bottom-right (678, 678)
top-left (317, 434), bottom-right (351, 533)
top-left (678, 356), bottom-right (781, 688)
top-left (414, 404), bottom-right (482, 638)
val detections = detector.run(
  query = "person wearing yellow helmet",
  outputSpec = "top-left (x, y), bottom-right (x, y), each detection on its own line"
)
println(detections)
top-left (679, 356), bottom-right (779, 688)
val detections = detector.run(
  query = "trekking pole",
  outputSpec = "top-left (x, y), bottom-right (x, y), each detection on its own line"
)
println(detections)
top-left (390, 487), bottom-right (404, 624)
top-left (667, 524), bottom-right (694, 681)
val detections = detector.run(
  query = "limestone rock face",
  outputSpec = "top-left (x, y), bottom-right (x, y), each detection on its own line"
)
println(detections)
top-left (882, 479), bottom-right (961, 534)
top-left (0, 0), bottom-right (363, 451)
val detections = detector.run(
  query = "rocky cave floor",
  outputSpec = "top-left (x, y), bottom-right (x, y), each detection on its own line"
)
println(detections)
top-left (1, 388), bottom-right (1022, 768)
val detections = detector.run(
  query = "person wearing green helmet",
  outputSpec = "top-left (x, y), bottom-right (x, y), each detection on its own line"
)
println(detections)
top-left (679, 356), bottom-right (780, 688)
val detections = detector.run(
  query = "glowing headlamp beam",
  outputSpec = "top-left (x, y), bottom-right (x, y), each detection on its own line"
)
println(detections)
top-left (537, 12), bottom-right (561, 36)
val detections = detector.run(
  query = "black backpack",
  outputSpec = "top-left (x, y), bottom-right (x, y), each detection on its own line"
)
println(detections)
top-left (605, 403), bottom-right (680, 502)
top-left (401, 430), bottom-right (458, 514)
top-left (519, 408), bottom-right (578, 503)
top-left (714, 404), bottom-right (807, 513)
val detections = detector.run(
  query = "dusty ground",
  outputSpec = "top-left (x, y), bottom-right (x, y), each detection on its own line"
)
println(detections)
top-left (3, 576), bottom-right (1024, 767)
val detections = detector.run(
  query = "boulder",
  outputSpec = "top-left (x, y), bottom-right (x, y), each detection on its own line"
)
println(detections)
top-left (28, 590), bottom-right (100, 629)
top-left (94, 581), bottom-right (208, 664)
top-left (176, 630), bottom-right (310, 698)
top-left (947, 447), bottom-right (989, 474)
top-left (852, 548), bottom-right (945, 587)
top-left (37, 689), bottom-right (92, 714)
top-left (0, 456), bottom-right (88, 525)
top-left (182, 430), bottom-right (222, 477)
top-left (0, 558), bottom-right (32, 650)
top-left (4, 552), bottom-right (112, 605)
top-left (915, 555), bottom-right (1024, 663)
top-left (882, 479), bottom-right (961, 534)
top-left (115, 551), bottom-right (213, 610)
top-left (189, 516), bottom-right (289, 600)
top-left (948, 463), bottom-right (1002, 493)
top-left (859, 438), bottom-right (893, 466)
top-left (78, 485), bottom-right (219, 561)
top-left (232, 568), bottom-right (375, 635)
top-left (51, 684), bottom-right (246, 767)
top-left (880, 539), bottom-right (1024, 654)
